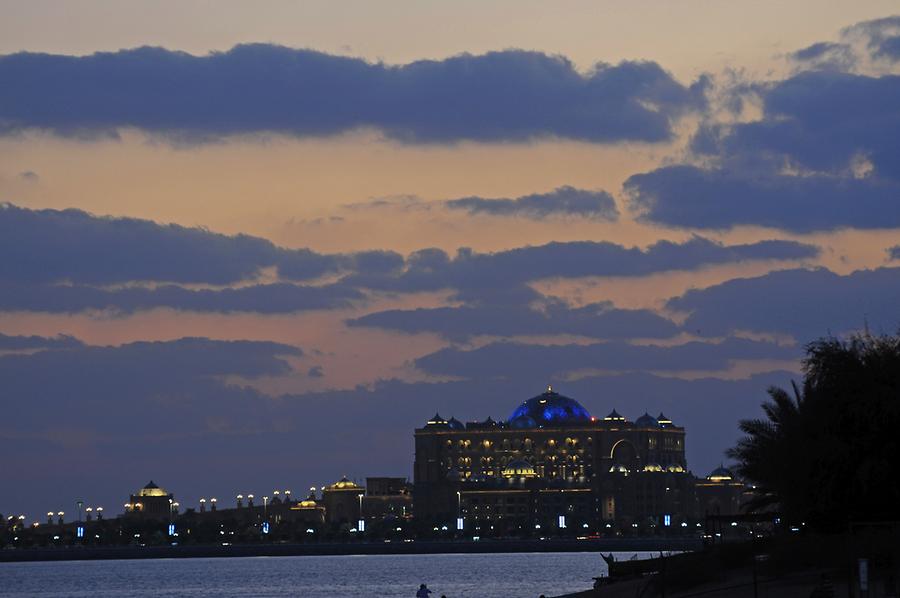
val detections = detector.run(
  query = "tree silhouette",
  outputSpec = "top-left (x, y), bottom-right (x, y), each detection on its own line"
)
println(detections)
top-left (728, 332), bottom-right (900, 530)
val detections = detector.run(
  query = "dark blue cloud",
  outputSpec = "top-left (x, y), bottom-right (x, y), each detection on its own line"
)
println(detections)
top-left (843, 15), bottom-right (900, 61)
top-left (0, 280), bottom-right (363, 314)
top-left (0, 45), bottom-right (705, 143)
top-left (345, 236), bottom-right (819, 294)
top-left (413, 337), bottom-right (799, 379)
top-left (876, 36), bottom-right (900, 59)
top-left (789, 42), bottom-right (856, 71)
top-left (0, 203), bottom-right (343, 285)
top-left (349, 300), bottom-right (678, 341)
top-left (621, 14), bottom-right (900, 233)
top-left (0, 333), bottom-right (83, 350)
top-left (445, 186), bottom-right (619, 220)
top-left (667, 267), bottom-right (900, 340)
top-left (719, 71), bottom-right (900, 178)
top-left (0, 337), bottom-right (300, 436)
top-left (0, 203), bottom-right (394, 313)
top-left (626, 165), bottom-right (900, 231)
top-left (0, 204), bottom-right (815, 315)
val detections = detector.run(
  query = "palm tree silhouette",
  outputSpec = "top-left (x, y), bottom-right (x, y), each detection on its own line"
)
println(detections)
top-left (728, 332), bottom-right (900, 530)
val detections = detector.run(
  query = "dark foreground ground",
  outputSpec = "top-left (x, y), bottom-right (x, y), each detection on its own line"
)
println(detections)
top-left (554, 530), bottom-right (900, 598)
top-left (0, 536), bottom-right (702, 563)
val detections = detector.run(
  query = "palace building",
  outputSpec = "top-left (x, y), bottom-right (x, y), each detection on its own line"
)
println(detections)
top-left (124, 481), bottom-right (175, 519)
top-left (414, 387), bottom-right (696, 533)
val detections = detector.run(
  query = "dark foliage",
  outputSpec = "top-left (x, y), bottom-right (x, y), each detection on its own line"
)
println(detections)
top-left (728, 332), bottom-right (900, 530)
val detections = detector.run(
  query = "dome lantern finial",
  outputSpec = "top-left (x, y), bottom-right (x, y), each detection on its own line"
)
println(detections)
top-left (546, 384), bottom-right (553, 393)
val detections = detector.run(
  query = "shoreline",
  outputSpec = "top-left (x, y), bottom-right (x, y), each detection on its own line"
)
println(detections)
top-left (0, 537), bottom-right (701, 563)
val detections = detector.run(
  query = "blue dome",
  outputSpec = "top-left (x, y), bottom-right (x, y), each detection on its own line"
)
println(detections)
top-left (508, 387), bottom-right (591, 426)
top-left (635, 412), bottom-right (659, 428)
top-left (510, 414), bottom-right (538, 429)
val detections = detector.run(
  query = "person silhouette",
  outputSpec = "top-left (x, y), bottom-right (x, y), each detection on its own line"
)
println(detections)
top-left (416, 584), bottom-right (432, 598)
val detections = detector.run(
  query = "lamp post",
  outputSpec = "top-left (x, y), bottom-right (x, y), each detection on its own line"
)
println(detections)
top-left (263, 496), bottom-right (269, 522)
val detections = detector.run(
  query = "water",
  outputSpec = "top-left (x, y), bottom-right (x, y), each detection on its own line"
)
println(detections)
top-left (0, 551), bottom-right (654, 597)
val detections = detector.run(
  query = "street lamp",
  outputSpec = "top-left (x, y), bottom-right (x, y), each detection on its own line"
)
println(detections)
top-left (263, 496), bottom-right (269, 522)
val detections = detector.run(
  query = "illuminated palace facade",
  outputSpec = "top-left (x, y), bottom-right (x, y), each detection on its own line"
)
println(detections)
top-left (414, 387), bottom-right (696, 533)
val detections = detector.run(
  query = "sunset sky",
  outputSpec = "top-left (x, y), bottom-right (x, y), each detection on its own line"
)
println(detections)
top-left (2, 1), bottom-right (900, 520)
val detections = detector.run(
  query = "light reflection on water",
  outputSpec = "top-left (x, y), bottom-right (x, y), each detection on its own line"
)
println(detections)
top-left (0, 551), bottom-right (655, 598)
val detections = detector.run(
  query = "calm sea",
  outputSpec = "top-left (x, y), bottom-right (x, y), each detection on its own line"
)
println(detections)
top-left (0, 551), bottom-right (653, 597)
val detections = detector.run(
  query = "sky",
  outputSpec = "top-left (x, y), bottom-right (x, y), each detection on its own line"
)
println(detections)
top-left (2, 1), bottom-right (900, 521)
